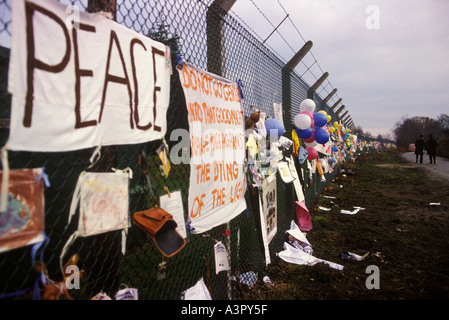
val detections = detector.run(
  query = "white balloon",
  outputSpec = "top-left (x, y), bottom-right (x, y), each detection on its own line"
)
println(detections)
top-left (299, 99), bottom-right (316, 113)
top-left (304, 140), bottom-right (317, 148)
top-left (294, 113), bottom-right (312, 130)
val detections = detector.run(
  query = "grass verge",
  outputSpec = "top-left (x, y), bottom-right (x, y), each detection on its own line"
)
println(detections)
top-left (239, 151), bottom-right (449, 300)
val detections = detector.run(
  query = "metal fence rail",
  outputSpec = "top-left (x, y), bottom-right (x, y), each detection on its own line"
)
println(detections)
top-left (0, 0), bottom-right (366, 300)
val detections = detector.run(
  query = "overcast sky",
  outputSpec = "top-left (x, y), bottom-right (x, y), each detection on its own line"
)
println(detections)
top-left (1, 0), bottom-right (448, 138)
top-left (230, 0), bottom-right (449, 138)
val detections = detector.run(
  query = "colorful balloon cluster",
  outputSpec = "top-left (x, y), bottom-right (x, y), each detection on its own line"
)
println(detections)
top-left (329, 121), bottom-right (353, 147)
top-left (293, 99), bottom-right (331, 159)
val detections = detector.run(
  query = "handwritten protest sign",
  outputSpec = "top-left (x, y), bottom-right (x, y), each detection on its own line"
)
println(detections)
top-left (7, 0), bottom-right (171, 151)
top-left (178, 62), bottom-right (246, 233)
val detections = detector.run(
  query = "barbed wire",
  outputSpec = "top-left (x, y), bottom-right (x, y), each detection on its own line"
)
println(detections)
top-left (232, 0), bottom-right (347, 120)
top-left (275, 0), bottom-right (342, 106)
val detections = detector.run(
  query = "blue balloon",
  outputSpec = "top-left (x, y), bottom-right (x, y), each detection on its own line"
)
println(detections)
top-left (313, 112), bottom-right (328, 127)
top-left (265, 118), bottom-right (285, 137)
top-left (295, 127), bottom-right (313, 140)
top-left (315, 127), bottom-right (329, 144)
top-left (331, 146), bottom-right (339, 152)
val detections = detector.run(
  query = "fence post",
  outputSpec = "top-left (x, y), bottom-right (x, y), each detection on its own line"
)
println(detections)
top-left (330, 98), bottom-right (342, 111)
top-left (84, 0), bottom-right (122, 298)
top-left (87, 0), bottom-right (117, 20)
top-left (206, 0), bottom-right (236, 77)
top-left (206, 0), bottom-right (236, 300)
top-left (323, 88), bottom-right (337, 104)
top-left (340, 110), bottom-right (349, 121)
top-left (336, 105), bottom-right (345, 117)
top-left (282, 41), bottom-right (313, 224)
top-left (307, 72), bottom-right (329, 100)
top-left (282, 41), bottom-right (313, 133)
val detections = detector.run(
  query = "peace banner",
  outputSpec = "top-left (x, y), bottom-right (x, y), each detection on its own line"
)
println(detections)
top-left (178, 62), bottom-right (246, 234)
top-left (7, 0), bottom-right (171, 152)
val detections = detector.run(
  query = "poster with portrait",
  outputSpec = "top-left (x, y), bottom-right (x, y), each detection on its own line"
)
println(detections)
top-left (262, 173), bottom-right (277, 244)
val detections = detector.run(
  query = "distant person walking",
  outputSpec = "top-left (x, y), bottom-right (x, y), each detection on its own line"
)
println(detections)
top-left (415, 134), bottom-right (425, 164)
top-left (426, 134), bottom-right (438, 164)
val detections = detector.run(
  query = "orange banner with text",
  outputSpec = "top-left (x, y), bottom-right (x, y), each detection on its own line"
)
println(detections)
top-left (178, 62), bottom-right (246, 233)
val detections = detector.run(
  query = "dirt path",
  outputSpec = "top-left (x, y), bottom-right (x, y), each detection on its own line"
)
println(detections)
top-left (401, 151), bottom-right (449, 184)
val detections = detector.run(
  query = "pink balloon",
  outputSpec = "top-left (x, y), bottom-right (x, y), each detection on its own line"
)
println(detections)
top-left (306, 147), bottom-right (318, 160)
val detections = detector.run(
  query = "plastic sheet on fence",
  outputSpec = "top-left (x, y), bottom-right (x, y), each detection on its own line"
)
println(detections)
top-left (181, 278), bottom-right (212, 300)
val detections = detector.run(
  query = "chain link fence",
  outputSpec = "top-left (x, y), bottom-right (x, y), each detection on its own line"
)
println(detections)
top-left (0, 0), bottom-right (363, 300)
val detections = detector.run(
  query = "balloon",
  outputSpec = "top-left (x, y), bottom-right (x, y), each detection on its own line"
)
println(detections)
top-left (327, 115), bottom-right (332, 123)
top-left (305, 140), bottom-right (317, 148)
top-left (331, 146), bottom-right (339, 152)
top-left (330, 157), bottom-right (337, 163)
top-left (295, 127), bottom-right (313, 140)
top-left (303, 130), bottom-right (315, 143)
top-left (306, 147), bottom-right (318, 160)
top-left (265, 118), bottom-right (285, 137)
top-left (318, 110), bottom-right (327, 116)
top-left (300, 110), bottom-right (314, 127)
top-left (313, 112), bottom-right (328, 127)
top-left (294, 113), bottom-right (312, 130)
top-left (299, 99), bottom-right (316, 113)
top-left (314, 127), bottom-right (329, 144)
top-left (329, 127), bottom-right (336, 133)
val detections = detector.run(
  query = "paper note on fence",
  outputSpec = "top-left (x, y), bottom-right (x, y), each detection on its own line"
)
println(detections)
top-left (214, 241), bottom-right (230, 274)
top-left (179, 62), bottom-right (246, 234)
top-left (8, 0), bottom-right (171, 152)
top-left (159, 191), bottom-right (187, 238)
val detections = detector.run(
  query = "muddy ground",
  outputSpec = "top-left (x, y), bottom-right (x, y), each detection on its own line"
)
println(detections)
top-left (240, 151), bottom-right (449, 300)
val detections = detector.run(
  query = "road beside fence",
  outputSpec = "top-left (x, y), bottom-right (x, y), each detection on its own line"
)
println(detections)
top-left (401, 151), bottom-right (449, 184)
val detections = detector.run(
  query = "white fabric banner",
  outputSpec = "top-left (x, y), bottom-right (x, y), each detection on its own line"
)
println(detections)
top-left (60, 168), bottom-right (132, 273)
top-left (8, 0), bottom-right (171, 152)
top-left (178, 62), bottom-right (246, 234)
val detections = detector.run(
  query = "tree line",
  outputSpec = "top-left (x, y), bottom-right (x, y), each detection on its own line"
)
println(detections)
top-left (393, 114), bottom-right (449, 158)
